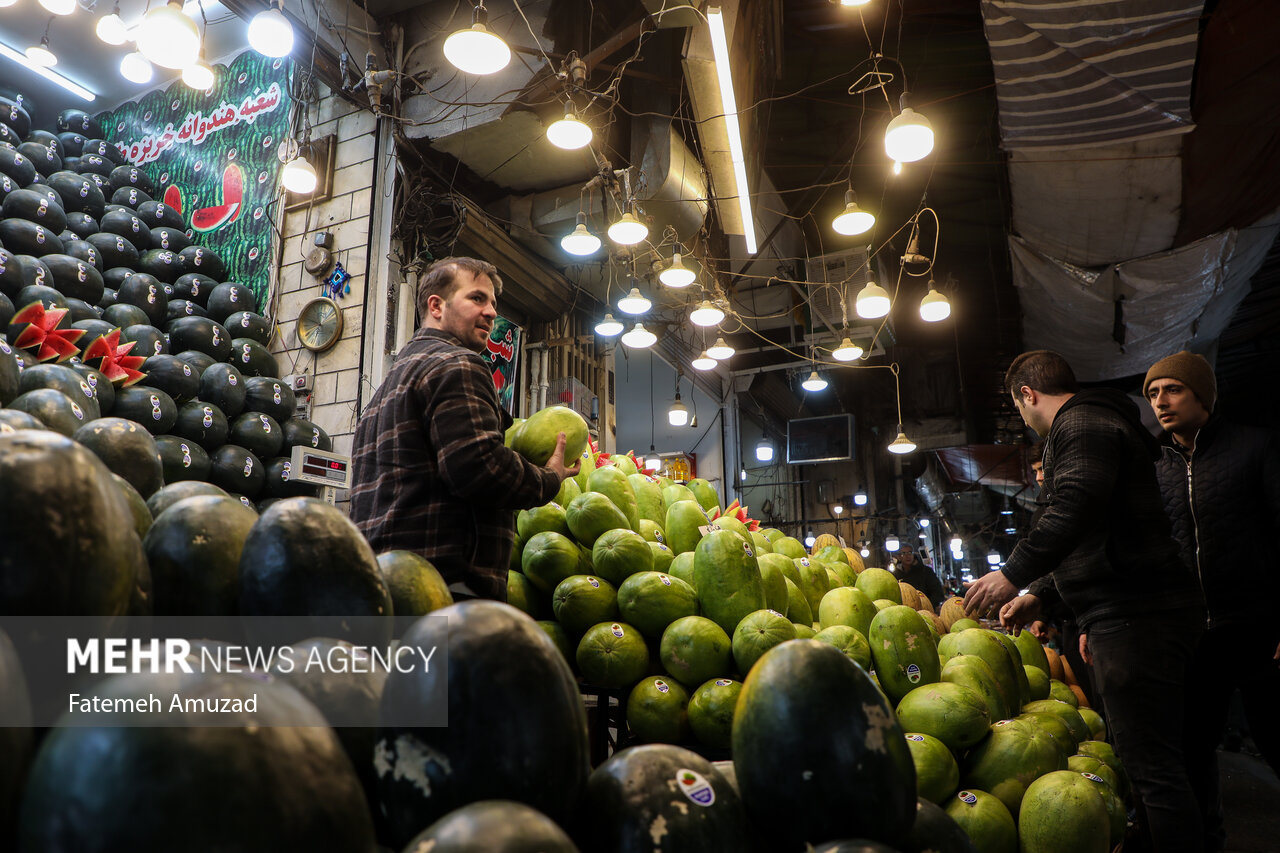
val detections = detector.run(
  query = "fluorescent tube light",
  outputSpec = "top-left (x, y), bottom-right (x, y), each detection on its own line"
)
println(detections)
top-left (706, 7), bottom-right (757, 254)
top-left (0, 41), bottom-right (95, 102)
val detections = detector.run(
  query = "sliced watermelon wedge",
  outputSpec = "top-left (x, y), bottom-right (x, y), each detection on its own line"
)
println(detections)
top-left (10, 302), bottom-right (85, 363)
top-left (82, 329), bottom-right (147, 386)
top-left (191, 163), bottom-right (245, 233)
top-left (223, 163), bottom-right (244, 224)
top-left (163, 183), bottom-right (183, 214)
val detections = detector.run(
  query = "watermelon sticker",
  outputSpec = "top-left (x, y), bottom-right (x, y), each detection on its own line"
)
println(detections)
top-left (610, 624), bottom-right (624, 638)
top-left (78, 381), bottom-right (93, 399)
top-left (587, 578), bottom-right (599, 589)
top-left (714, 678), bottom-right (732, 687)
top-left (906, 663), bottom-right (922, 683)
top-left (281, 461), bottom-right (291, 480)
top-left (906, 735), bottom-right (925, 742)
top-left (958, 791), bottom-right (978, 805)
top-left (654, 530), bottom-right (664, 542)
top-left (659, 575), bottom-right (671, 586)
top-left (655, 680), bottom-right (669, 694)
top-left (70, 402), bottom-right (84, 420)
top-left (1081, 773), bottom-right (1104, 783)
top-left (675, 769), bottom-right (715, 807)
top-left (743, 542), bottom-right (754, 557)
top-left (800, 558), bottom-right (809, 567)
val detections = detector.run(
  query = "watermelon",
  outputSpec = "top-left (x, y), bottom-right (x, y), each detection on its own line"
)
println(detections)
top-left (942, 653), bottom-right (1015, 721)
top-left (1021, 699), bottom-right (1091, 744)
top-left (112, 385), bottom-right (178, 435)
top-left (963, 718), bottom-right (1067, 816)
top-left (18, 671), bottom-right (376, 851)
top-left (401, 800), bottom-right (579, 853)
top-left (792, 556), bottom-right (832, 616)
top-left (8, 388), bottom-right (90, 435)
top-left (511, 405), bottom-right (589, 466)
top-left (173, 272), bottom-right (216, 306)
top-left (205, 281), bottom-right (258, 321)
top-left (145, 480), bottom-right (229, 517)
top-left (905, 732), bottom-right (961, 804)
top-left (580, 745), bottom-right (749, 851)
top-left (771, 536), bottom-right (806, 559)
top-left (73, 417), bottom-right (164, 497)
top-left (551, 574), bottom-right (617, 634)
top-left (855, 567), bottom-right (902, 604)
top-left (783, 578), bottom-right (811, 624)
top-left (100, 207), bottom-right (153, 249)
top-left (577, 620), bottom-right (649, 687)
top-left (376, 601), bottom-right (589, 847)
top-left (662, 482), bottom-right (697, 511)
top-left (732, 608), bottom-right (796, 674)
top-left (895, 682), bottom-right (991, 752)
top-left (229, 338), bottom-right (280, 378)
top-left (869, 605), bottom-right (941, 705)
top-left (664, 499), bottom-right (709, 555)
top-left (904, 797), bottom-right (980, 853)
top-left (628, 473), bottom-right (665, 526)
top-left (565, 492), bottom-right (630, 547)
top-left (242, 376), bottom-right (295, 423)
top-left (818, 585), bottom-right (877, 637)
top-left (733, 640), bottom-right (917, 847)
top-left (17, 363), bottom-right (100, 417)
top-left (143, 494), bottom-right (257, 619)
top-left (617, 571), bottom-right (699, 640)
top-left (590, 527), bottom-right (654, 586)
top-left (155, 434), bottom-right (211, 483)
top-left (813, 624), bottom-right (871, 670)
top-left (229, 412), bottom-right (284, 459)
top-left (1017, 770), bottom-right (1110, 853)
top-left (152, 226), bottom-right (192, 253)
top-left (517, 502), bottom-right (571, 540)
top-left (199, 362), bottom-right (246, 417)
top-left (625, 677), bottom-right (690, 744)
top-left (991, 631), bottom-right (1033, 705)
top-left (693, 529), bottom-right (765, 636)
top-left (172, 400), bottom-right (229, 450)
top-left (239, 497), bottom-right (392, 646)
top-left (168, 315), bottom-right (232, 362)
top-left (755, 552), bottom-right (790, 613)
top-left (945, 789), bottom-right (1017, 853)
top-left (938, 629), bottom-right (1024, 713)
top-left (280, 416), bottom-right (331, 453)
top-left (588, 465), bottom-right (640, 531)
top-left (522, 531), bottom-right (583, 593)
top-left (686, 477), bottom-right (719, 513)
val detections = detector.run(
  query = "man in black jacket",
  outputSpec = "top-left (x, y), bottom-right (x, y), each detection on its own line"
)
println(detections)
top-left (966, 350), bottom-right (1204, 853)
top-left (892, 544), bottom-right (945, 609)
top-left (1145, 350), bottom-right (1280, 851)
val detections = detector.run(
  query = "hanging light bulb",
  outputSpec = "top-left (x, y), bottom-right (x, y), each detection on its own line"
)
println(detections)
top-left (182, 56), bottom-right (216, 91)
top-left (832, 337), bottom-right (864, 362)
top-left (885, 94), bottom-right (934, 163)
top-left (692, 351), bottom-right (717, 371)
top-left (987, 552), bottom-right (1002, 566)
top-left (96, 4), bottom-right (129, 45)
top-left (0, 0), bottom-right (18, 7)
top-left (668, 392), bottom-right (688, 427)
top-left (594, 313), bottom-right (623, 337)
top-left (840, 0), bottom-right (872, 5)
top-left (887, 424), bottom-right (917, 455)
top-left (950, 536), bottom-right (962, 550)
top-left (919, 518), bottom-right (930, 528)
top-left (620, 322), bottom-right (656, 348)
top-left (919, 281), bottom-right (951, 322)
top-left (860, 546), bottom-right (870, 558)
top-left (831, 189), bottom-right (875, 236)
top-left (855, 281), bottom-right (891, 319)
top-left (892, 160), bottom-right (903, 176)
top-left (546, 104), bottom-right (593, 150)
top-left (885, 535), bottom-right (901, 552)
top-left (689, 300), bottom-right (725, 327)
top-left (801, 370), bottom-right (828, 392)
top-left (607, 209), bottom-right (648, 245)
top-left (755, 438), bottom-right (774, 463)
top-left (38, 0), bottom-right (75, 15)
top-left (120, 51), bottom-right (155, 84)
top-left (616, 287), bottom-right (651, 315)
top-left (26, 37), bottom-right (57, 68)
top-left (853, 486), bottom-right (868, 506)
top-left (740, 469), bottom-right (747, 482)
top-left (659, 252), bottom-right (696, 288)
top-left (443, 1), bottom-right (511, 75)
top-left (646, 445), bottom-right (661, 471)
top-left (248, 0), bottom-right (295, 58)
top-left (833, 503), bottom-right (843, 515)
top-left (706, 337), bottom-right (734, 360)
top-left (137, 0), bottom-right (201, 69)
top-left (282, 154), bottom-right (318, 194)
top-left (805, 534), bottom-right (817, 548)
top-left (560, 212), bottom-right (601, 256)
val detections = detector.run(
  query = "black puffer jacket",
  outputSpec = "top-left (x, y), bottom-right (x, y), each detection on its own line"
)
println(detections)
top-left (1156, 416), bottom-right (1280, 627)
top-left (1002, 388), bottom-right (1201, 629)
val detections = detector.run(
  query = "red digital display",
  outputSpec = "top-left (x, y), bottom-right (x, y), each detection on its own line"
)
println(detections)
top-left (330, 461), bottom-right (343, 469)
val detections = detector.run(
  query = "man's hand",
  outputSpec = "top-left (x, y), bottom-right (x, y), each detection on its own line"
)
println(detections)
top-left (1026, 620), bottom-right (1050, 641)
top-left (999, 593), bottom-right (1041, 633)
top-left (545, 432), bottom-right (582, 481)
top-left (1079, 633), bottom-right (1092, 665)
top-left (963, 570), bottom-right (1019, 619)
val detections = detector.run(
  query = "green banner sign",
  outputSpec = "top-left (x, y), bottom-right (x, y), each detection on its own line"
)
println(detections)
top-left (480, 316), bottom-right (521, 413)
top-left (98, 51), bottom-right (292, 308)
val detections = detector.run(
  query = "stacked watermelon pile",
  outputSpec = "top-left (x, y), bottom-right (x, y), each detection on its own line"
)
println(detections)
top-left (0, 100), bottom-right (331, 508)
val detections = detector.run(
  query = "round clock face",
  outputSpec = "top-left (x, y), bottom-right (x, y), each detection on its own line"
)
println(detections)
top-left (297, 297), bottom-right (343, 352)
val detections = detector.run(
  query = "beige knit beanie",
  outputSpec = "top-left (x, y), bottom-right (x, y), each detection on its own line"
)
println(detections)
top-left (1143, 351), bottom-right (1216, 412)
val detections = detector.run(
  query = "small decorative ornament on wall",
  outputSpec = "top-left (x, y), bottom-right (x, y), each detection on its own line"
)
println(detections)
top-left (324, 262), bottom-right (351, 298)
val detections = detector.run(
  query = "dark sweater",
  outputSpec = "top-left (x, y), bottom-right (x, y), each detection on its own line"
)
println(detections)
top-left (1155, 416), bottom-right (1280, 628)
top-left (1002, 388), bottom-right (1201, 629)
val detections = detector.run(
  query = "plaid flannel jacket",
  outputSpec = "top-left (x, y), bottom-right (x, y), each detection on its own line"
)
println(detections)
top-left (349, 327), bottom-right (559, 599)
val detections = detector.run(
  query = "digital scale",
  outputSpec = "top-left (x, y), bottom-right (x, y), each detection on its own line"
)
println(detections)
top-left (289, 446), bottom-right (352, 505)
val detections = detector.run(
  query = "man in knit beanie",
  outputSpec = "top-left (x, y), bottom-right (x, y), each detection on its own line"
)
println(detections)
top-left (1145, 350), bottom-right (1280, 852)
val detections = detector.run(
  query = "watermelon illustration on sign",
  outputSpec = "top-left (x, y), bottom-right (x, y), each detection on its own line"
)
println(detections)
top-left (191, 163), bottom-right (244, 233)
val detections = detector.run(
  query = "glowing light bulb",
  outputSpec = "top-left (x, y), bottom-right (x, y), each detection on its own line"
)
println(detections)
top-left (616, 287), bottom-right (651, 315)
top-left (832, 190), bottom-right (875, 236)
top-left (546, 107), bottom-right (592, 150)
top-left (801, 371), bottom-right (828, 392)
top-left (659, 252), bottom-right (696, 288)
top-left (137, 0), bottom-right (201, 70)
top-left (832, 337), bottom-right (863, 362)
top-left (120, 52), bottom-right (155, 84)
top-left (689, 300), bottom-right (725, 327)
top-left (96, 7), bottom-right (128, 45)
top-left (706, 337), bottom-right (734, 360)
top-left (182, 59), bottom-right (215, 91)
top-left (692, 351), bottom-right (717, 371)
top-left (443, 6), bottom-right (511, 75)
top-left (888, 425), bottom-right (916, 455)
top-left (560, 213), bottom-right (601, 256)
top-left (607, 211), bottom-right (648, 245)
top-left (26, 38), bottom-right (56, 68)
top-left (620, 322), bottom-right (656, 348)
top-left (885, 103), bottom-right (934, 163)
top-left (594, 313), bottom-right (623, 337)
top-left (248, 3), bottom-right (295, 58)
top-left (855, 281), bottom-right (890, 319)
top-left (282, 156), bottom-right (318, 194)
top-left (920, 284), bottom-right (951, 322)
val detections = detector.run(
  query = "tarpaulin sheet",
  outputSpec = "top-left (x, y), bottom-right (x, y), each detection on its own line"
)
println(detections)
top-left (1009, 209), bottom-right (1280, 380)
top-left (982, 0), bottom-right (1203, 149)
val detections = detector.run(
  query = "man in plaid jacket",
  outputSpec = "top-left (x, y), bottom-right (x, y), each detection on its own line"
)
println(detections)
top-left (350, 257), bottom-right (578, 600)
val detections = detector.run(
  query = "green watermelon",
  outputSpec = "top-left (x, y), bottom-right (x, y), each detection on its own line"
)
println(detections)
top-left (963, 718), bottom-right (1067, 816)
top-left (942, 654), bottom-right (1015, 721)
top-left (517, 502), bottom-right (571, 541)
top-left (617, 571), bottom-right (699, 640)
top-left (625, 678), bottom-right (690, 745)
top-left (817, 585), bottom-right (877, 637)
top-left (401, 800), bottom-right (579, 853)
top-left (895, 682), bottom-right (991, 752)
top-left (552, 574), bottom-right (619, 634)
top-left (143, 495), bottom-right (257, 619)
top-left (869, 605), bottom-right (941, 705)
top-left (588, 466), bottom-right (640, 531)
top-left (665, 499), bottom-right (710, 555)
top-left (512, 405), bottom-right (588, 466)
top-left (687, 677), bottom-right (741, 750)
top-left (591, 527), bottom-right (653, 586)
top-left (627, 473), bottom-right (665, 527)
top-left (905, 732), bottom-right (961, 804)
top-left (660, 616), bottom-right (733, 687)
top-left (693, 529), bottom-right (766, 636)
top-left (731, 609), bottom-right (796, 674)
top-left (1017, 770), bottom-right (1110, 853)
top-left (565, 492), bottom-right (629, 547)
top-left (686, 477), bottom-right (719, 513)
top-left (945, 789), bottom-right (1017, 853)
top-left (662, 482), bottom-right (698, 511)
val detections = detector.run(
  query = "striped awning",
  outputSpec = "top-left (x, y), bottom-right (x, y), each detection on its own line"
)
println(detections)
top-left (982, 0), bottom-right (1204, 149)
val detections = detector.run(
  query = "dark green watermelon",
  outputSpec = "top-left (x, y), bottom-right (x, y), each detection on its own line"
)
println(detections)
top-left (112, 385), bottom-right (178, 435)
top-left (80, 172), bottom-right (112, 194)
top-left (145, 480), bottom-right (228, 517)
top-left (376, 600), bottom-right (590, 847)
top-left (117, 272), bottom-right (167, 326)
top-left (78, 153), bottom-right (114, 177)
top-left (173, 272), bottom-right (216, 306)
top-left (155, 433), bottom-right (211, 483)
top-left (199, 362), bottom-right (246, 417)
top-left (108, 163), bottom-right (154, 195)
top-left (137, 199), bottom-right (183, 230)
top-left (57, 109), bottom-right (103, 137)
top-left (141, 354), bottom-right (199, 402)
top-left (239, 497), bottom-right (392, 645)
top-left (281, 417), bottom-right (332, 453)
top-left (206, 281), bottom-right (257, 321)
top-left (100, 207), bottom-right (152, 250)
top-left (72, 417), bottom-right (164, 497)
top-left (0, 172), bottom-right (14, 204)
top-left (47, 170), bottom-right (105, 216)
top-left (225, 310), bottom-right (271, 346)
top-left (83, 139), bottom-right (125, 165)
top-left (165, 298), bottom-right (207, 323)
top-left (230, 411), bottom-right (283, 459)
top-left (26, 130), bottom-right (62, 155)
top-left (172, 400), bottom-right (228, 450)
top-left (0, 339), bottom-right (20, 404)
top-left (3, 187), bottom-right (67, 234)
top-left (2, 97), bottom-right (32, 137)
top-left (69, 361), bottom-right (115, 414)
top-left (18, 363), bottom-right (101, 420)
top-left (0, 144), bottom-right (36, 186)
top-left (121, 323), bottom-right (168, 358)
top-left (111, 185), bottom-right (151, 208)
top-left (102, 267), bottom-right (132, 289)
top-left (14, 283), bottom-right (67, 311)
top-left (732, 640), bottom-right (917, 849)
top-left (42, 253), bottom-right (104, 303)
top-left (63, 297), bottom-right (97, 323)
top-left (243, 376), bottom-right (295, 422)
top-left (138, 248), bottom-right (183, 284)
top-left (169, 315), bottom-right (231, 361)
top-left (209, 443), bottom-right (265, 497)
top-left (0, 248), bottom-right (23, 298)
top-left (229, 337), bottom-right (279, 377)
top-left (57, 131), bottom-right (86, 156)
top-left (101, 302), bottom-right (149, 329)
top-left (151, 226), bottom-right (190, 253)
top-left (8, 388), bottom-right (91, 436)
top-left (0, 292), bottom-right (13, 339)
top-left (0, 409), bottom-right (43, 432)
top-left (62, 212), bottom-right (99, 239)
top-left (87, 231), bottom-right (139, 269)
top-left (173, 348), bottom-right (216, 373)
top-left (144, 493), bottom-right (257, 616)
top-left (10, 256), bottom-right (54, 295)
top-left (263, 456), bottom-right (322, 498)
top-left (17, 141), bottom-right (61, 177)
top-left (178, 245), bottom-right (224, 280)
top-left (16, 671), bottom-right (377, 852)
top-left (0, 219), bottom-right (63, 256)
top-left (60, 237), bottom-right (103, 271)
top-left (109, 470), bottom-right (152, 541)
top-left (902, 797), bottom-right (978, 853)
top-left (403, 801), bottom-right (580, 853)
top-left (581, 745), bottom-right (749, 853)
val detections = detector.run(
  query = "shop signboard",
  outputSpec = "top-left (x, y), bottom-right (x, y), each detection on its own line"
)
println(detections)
top-left (481, 315), bottom-right (521, 413)
top-left (97, 51), bottom-right (292, 308)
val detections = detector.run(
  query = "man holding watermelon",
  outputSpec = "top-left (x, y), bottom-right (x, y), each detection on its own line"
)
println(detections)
top-left (350, 257), bottom-right (579, 600)
top-left (965, 349), bottom-right (1205, 853)
top-left (1144, 350), bottom-right (1280, 851)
